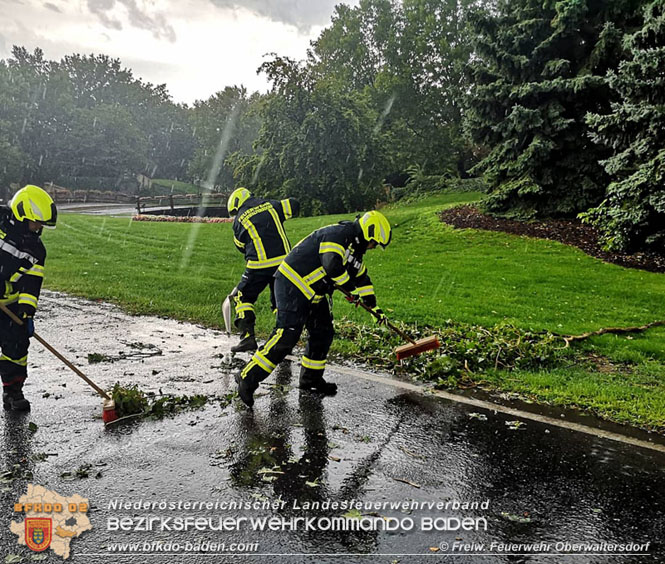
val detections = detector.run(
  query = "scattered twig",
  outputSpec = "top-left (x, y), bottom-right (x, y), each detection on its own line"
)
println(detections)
top-left (392, 477), bottom-right (421, 489)
top-left (562, 320), bottom-right (665, 348)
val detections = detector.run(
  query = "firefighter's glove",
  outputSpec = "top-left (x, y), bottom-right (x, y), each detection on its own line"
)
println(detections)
top-left (22, 314), bottom-right (34, 337)
top-left (345, 293), bottom-right (361, 307)
top-left (371, 307), bottom-right (387, 325)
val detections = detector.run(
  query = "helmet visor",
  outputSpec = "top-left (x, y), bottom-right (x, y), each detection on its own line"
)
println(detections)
top-left (43, 202), bottom-right (57, 228)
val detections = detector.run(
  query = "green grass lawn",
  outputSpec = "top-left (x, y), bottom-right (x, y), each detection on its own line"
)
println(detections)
top-left (41, 192), bottom-right (665, 430)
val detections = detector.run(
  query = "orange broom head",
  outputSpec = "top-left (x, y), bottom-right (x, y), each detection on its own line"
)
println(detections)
top-left (102, 398), bottom-right (119, 424)
top-left (395, 336), bottom-right (440, 361)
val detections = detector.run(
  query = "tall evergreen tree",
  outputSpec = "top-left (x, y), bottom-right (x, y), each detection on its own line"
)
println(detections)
top-left (466, 0), bottom-right (645, 218)
top-left (583, 1), bottom-right (665, 252)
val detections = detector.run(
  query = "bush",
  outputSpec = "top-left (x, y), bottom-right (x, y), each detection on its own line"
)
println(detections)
top-left (393, 172), bottom-right (488, 201)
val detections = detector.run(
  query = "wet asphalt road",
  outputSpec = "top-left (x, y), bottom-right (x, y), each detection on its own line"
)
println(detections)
top-left (1, 292), bottom-right (664, 563)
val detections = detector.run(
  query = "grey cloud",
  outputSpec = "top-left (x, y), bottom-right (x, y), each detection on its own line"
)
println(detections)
top-left (44, 2), bottom-right (62, 12)
top-left (87, 0), bottom-right (176, 42)
top-left (87, 0), bottom-right (123, 31)
top-left (208, 0), bottom-right (345, 32)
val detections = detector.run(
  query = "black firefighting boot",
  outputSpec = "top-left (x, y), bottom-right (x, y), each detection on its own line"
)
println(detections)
top-left (231, 318), bottom-right (259, 353)
top-left (231, 331), bottom-right (258, 353)
top-left (235, 369), bottom-right (260, 408)
top-left (3, 384), bottom-right (30, 411)
top-left (299, 367), bottom-right (337, 395)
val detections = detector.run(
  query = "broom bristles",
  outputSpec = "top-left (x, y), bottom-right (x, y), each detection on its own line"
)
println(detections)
top-left (102, 398), bottom-right (119, 424)
top-left (395, 336), bottom-right (440, 361)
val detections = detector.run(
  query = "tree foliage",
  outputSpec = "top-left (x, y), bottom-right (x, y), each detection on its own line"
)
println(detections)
top-left (188, 86), bottom-right (262, 190)
top-left (231, 58), bottom-right (387, 214)
top-left (310, 0), bottom-right (478, 177)
top-left (582, 1), bottom-right (665, 252)
top-left (0, 47), bottom-right (195, 192)
top-left (465, 0), bottom-right (646, 218)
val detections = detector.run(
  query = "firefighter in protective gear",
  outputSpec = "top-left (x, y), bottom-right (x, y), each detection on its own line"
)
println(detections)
top-left (1, 185), bottom-right (57, 411)
top-left (235, 210), bottom-right (391, 407)
top-left (227, 187), bottom-right (300, 353)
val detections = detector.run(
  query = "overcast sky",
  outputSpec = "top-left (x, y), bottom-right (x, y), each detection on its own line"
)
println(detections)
top-left (0, 0), bottom-right (358, 104)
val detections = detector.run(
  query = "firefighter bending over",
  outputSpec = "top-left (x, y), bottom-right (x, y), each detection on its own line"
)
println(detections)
top-left (235, 210), bottom-right (391, 407)
top-left (1, 185), bottom-right (57, 411)
top-left (227, 188), bottom-right (300, 353)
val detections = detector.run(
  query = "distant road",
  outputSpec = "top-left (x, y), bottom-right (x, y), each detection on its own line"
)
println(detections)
top-left (57, 202), bottom-right (191, 216)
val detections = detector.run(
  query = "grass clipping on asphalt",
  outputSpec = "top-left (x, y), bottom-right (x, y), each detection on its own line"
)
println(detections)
top-left (110, 383), bottom-right (212, 419)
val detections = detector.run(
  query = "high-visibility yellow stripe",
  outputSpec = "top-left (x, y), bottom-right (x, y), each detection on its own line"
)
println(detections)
top-left (302, 356), bottom-right (326, 370)
top-left (262, 328), bottom-right (283, 356)
top-left (254, 351), bottom-right (276, 373)
top-left (358, 263), bottom-right (367, 276)
top-left (281, 199), bottom-right (293, 219)
top-left (304, 267), bottom-right (326, 284)
top-left (278, 262), bottom-right (315, 300)
top-left (247, 255), bottom-right (286, 269)
top-left (240, 217), bottom-right (267, 262)
top-left (233, 236), bottom-right (245, 249)
top-left (240, 359), bottom-right (257, 379)
top-left (332, 271), bottom-right (350, 286)
top-left (319, 242), bottom-right (345, 259)
top-left (9, 272), bottom-right (22, 283)
top-left (18, 293), bottom-right (38, 308)
top-left (0, 353), bottom-right (28, 367)
top-left (267, 206), bottom-right (291, 254)
top-left (20, 265), bottom-right (44, 278)
top-left (1, 280), bottom-right (18, 305)
top-left (235, 303), bottom-right (254, 313)
top-left (356, 285), bottom-right (375, 296)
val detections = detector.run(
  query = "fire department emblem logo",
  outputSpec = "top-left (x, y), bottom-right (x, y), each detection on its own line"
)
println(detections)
top-left (25, 518), bottom-right (52, 552)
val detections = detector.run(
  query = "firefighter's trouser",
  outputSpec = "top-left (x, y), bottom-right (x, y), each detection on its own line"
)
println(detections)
top-left (231, 267), bottom-right (277, 335)
top-left (239, 272), bottom-right (334, 385)
top-left (0, 302), bottom-right (29, 393)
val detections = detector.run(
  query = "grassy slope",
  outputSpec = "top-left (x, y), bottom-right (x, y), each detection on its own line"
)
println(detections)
top-left (42, 192), bottom-right (665, 429)
top-left (145, 179), bottom-right (202, 195)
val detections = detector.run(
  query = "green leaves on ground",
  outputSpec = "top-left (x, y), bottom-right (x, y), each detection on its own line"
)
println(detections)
top-left (334, 317), bottom-right (565, 386)
top-left (111, 383), bottom-right (149, 417)
top-left (111, 382), bottom-right (208, 420)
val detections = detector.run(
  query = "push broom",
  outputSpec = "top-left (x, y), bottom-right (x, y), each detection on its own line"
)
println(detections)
top-left (337, 287), bottom-right (440, 360)
top-left (0, 302), bottom-right (119, 423)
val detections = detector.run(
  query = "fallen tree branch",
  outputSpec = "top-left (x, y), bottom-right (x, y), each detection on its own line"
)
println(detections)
top-left (563, 320), bottom-right (665, 347)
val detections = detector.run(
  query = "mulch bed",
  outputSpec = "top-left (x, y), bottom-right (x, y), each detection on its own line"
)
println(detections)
top-left (439, 206), bottom-right (665, 273)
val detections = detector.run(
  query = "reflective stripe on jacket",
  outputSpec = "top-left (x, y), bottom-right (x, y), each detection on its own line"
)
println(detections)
top-left (277, 221), bottom-right (376, 307)
top-left (232, 197), bottom-right (299, 269)
top-left (0, 208), bottom-right (46, 317)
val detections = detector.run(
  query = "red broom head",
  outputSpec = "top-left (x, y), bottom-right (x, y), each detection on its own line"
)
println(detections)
top-left (102, 399), bottom-right (119, 424)
top-left (395, 336), bottom-right (440, 361)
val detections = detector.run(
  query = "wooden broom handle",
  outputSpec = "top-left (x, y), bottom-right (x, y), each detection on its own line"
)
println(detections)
top-left (336, 286), bottom-right (417, 345)
top-left (0, 302), bottom-right (110, 400)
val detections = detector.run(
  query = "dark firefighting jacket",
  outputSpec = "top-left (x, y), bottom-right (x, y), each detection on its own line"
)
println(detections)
top-left (232, 197), bottom-right (300, 270)
top-left (0, 207), bottom-right (46, 317)
top-left (277, 220), bottom-right (377, 307)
